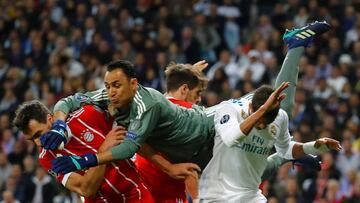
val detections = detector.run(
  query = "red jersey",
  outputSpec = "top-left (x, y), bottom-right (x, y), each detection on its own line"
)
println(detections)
top-left (39, 105), bottom-right (154, 203)
top-left (167, 98), bottom-right (193, 109)
top-left (135, 97), bottom-right (193, 203)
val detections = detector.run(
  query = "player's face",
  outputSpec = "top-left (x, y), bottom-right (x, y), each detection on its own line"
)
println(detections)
top-left (25, 115), bottom-right (53, 147)
top-left (249, 103), bottom-right (269, 130)
top-left (104, 69), bottom-right (138, 109)
top-left (185, 85), bottom-right (203, 104)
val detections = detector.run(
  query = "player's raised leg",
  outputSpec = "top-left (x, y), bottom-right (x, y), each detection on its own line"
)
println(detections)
top-left (262, 21), bottom-right (331, 181)
top-left (275, 21), bottom-right (331, 118)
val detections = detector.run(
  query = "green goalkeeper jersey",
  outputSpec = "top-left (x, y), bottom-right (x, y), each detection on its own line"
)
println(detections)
top-left (54, 85), bottom-right (215, 163)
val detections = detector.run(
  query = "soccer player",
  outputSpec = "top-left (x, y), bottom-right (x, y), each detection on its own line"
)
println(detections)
top-left (13, 101), bottom-right (154, 203)
top-left (49, 22), bottom-right (339, 189)
top-left (47, 59), bottom-right (216, 172)
top-left (136, 62), bottom-right (208, 203)
top-left (198, 22), bottom-right (341, 202)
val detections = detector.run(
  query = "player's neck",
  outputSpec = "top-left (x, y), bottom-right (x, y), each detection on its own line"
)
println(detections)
top-left (165, 91), bottom-right (185, 101)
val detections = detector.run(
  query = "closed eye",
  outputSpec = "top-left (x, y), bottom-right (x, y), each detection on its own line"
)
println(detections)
top-left (28, 131), bottom-right (42, 141)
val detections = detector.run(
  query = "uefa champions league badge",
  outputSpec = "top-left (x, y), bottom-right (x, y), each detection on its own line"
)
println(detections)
top-left (75, 93), bottom-right (91, 103)
top-left (220, 114), bottom-right (230, 124)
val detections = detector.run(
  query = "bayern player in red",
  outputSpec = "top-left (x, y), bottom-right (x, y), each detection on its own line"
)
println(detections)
top-left (13, 101), bottom-right (154, 203)
top-left (135, 61), bottom-right (208, 203)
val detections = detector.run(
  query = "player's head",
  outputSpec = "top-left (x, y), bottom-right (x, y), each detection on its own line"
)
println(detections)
top-left (165, 63), bottom-right (208, 104)
top-left (13, 100), bottom-right (53, 146)
top-left (105, 60), bottom-right (138, 109)
top-left (251, 85), bottom-right (279, 130)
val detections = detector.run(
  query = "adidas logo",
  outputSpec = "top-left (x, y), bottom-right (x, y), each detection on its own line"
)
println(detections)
top-left (295, 29), bottom-right (316, 39)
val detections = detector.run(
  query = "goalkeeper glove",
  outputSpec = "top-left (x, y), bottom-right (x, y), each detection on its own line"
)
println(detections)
top-left (40, 120), bottom-right (68, 150)
top-left (51, 153), bottom-right (98, 174)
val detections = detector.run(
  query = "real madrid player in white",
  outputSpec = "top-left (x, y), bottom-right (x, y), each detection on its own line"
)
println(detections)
top-left (200, 83), bottom-right (343, 203)
top-left (199, 21), bottom-right (342, 202)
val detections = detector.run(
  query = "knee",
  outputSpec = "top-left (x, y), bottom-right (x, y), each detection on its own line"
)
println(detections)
top-left (281, 102), bottom-right (295, 119)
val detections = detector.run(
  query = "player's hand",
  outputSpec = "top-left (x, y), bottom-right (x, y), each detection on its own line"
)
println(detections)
top-left (51, 153), bottom-right (98, 174)
top-left (315, 137), bottom-right (342, 152)
top-left (261, 82), bottom-right (289, 112)
top-left (192, 199), bottom-right (200, 203)
top-left (165, 163), bottom-right (201, 180)
top-left (99, 126), bottom-right (127, 152)
top-left (40, 120), bottom-right (68, 150)
top-left (185, 171), bottom-right (199, 200)
top-left (193, 60), bottom-right (209, 72)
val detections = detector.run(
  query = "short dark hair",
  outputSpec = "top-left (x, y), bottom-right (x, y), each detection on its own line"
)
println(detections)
top-left (106, 60), bottom-right (136, 79)
top-left (252, 85), bottom-right (279, 124)
top-left (13, 100), bottom-right (50, 134)
top-left (165, 63), bottom-right (207, 92)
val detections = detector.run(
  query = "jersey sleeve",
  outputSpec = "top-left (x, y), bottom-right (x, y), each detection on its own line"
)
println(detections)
top-left (274, 110), bottom-right (294, 160)
top-left (214, 102), bottom-right (247, 147)
top-left (38, 149), bottom-right (71, 185)
top-left (111, 104), bottom-right (160, 160)
top-left (53, 88), bottom-right (108, 115)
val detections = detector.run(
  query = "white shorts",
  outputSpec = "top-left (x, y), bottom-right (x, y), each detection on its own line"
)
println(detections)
top-left (200, 189), bottom-right (266, 203)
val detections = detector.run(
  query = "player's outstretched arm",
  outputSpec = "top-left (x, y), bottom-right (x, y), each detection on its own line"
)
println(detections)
top-left (138, 143), bottom-right (201, 180)
top-left (185, 171), bottom-right (199, 201)
top-left (53, 89), bottom-right (107, 117)
top-left (51, 139), bottom-right (140, 174)
top-left (41, 89), bottom-right (108, 150)
top-left (291, 137), bottom-right (342, 159)
top-left (64, 166), bottom-right (106, 197)
top-left (240, 82), bottom-right (289, 135)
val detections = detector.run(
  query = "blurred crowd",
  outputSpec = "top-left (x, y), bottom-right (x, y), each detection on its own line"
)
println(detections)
top-left (0, 0), bottom-right (359, 202)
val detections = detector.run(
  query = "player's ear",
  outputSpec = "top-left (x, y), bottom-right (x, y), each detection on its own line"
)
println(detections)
top-left (180, 84), bottom-right (189, 95)
top-left (130, 78), bottom-right (138, 91)
top-left (47, 114), bottom-right (53, 123)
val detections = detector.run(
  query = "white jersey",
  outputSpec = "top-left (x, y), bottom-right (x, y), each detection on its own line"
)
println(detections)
top-left (200, 95), bottom-right (293, 202)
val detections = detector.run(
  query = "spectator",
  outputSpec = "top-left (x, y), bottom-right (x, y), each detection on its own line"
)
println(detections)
top-left (336, 139), bottom-right (360, 178)
top-left (315, 53), bottom-right (333, 80)
top-left (194, 13), bottom-right (220, 62)
top-left (327, 66), bottom-right (348, 95)
top-left (243, 50), bottom-right (266, 85)
top-left (181, 26), bottom-right (201, 64)
top-left (223, 17), bottom-right (240, 53)
top-left (322, 179), bottom-right (346, 203)
top-left (0, 190), bottom-right (20, 203)
top-left (1, 130), bottom-right (16, 156)
top-left (345, 176), bottom-right (360, 203)
top-left (0, 153), bottom-right (12, 190)
top-left (293, 6), bottom-right (309, 27)
top-left (30, 167), bottom-right (58, 203)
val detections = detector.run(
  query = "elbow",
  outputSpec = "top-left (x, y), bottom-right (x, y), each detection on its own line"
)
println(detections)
top-left (276, 151), bottom-right (287, 159)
